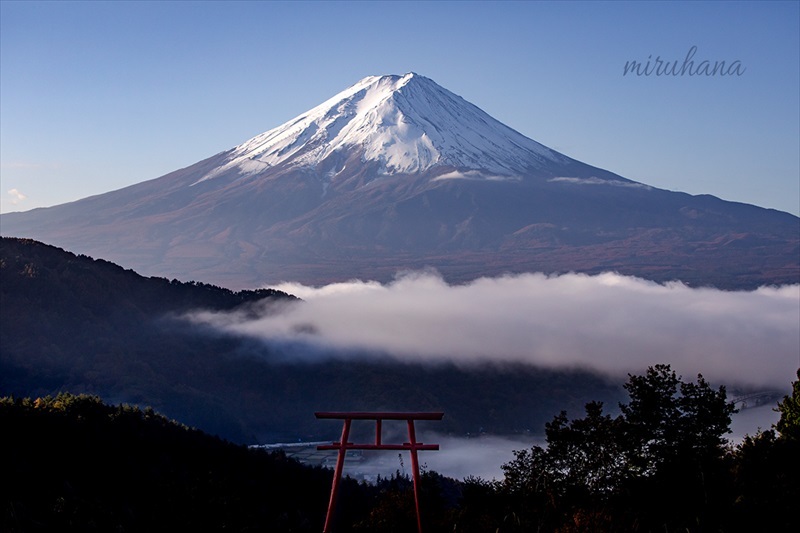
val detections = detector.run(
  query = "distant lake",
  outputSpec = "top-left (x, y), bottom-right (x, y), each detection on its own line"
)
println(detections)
top-left (258, 402), bottom-right (783, 482)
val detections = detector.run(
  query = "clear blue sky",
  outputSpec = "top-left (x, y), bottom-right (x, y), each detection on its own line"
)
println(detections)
top-left (2, 0), bottom-right (798, 215)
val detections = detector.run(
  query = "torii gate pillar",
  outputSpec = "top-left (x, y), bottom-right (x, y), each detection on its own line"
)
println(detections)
top-left (315, 411), bottom-right (444, 533)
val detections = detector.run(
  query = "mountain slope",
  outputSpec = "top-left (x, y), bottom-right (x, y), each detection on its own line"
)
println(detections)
top-left (2, 73), bottom-right (797, 289)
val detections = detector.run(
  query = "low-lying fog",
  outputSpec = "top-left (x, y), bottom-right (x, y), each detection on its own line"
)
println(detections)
top-left (189, 271), bottom-right (799, 389)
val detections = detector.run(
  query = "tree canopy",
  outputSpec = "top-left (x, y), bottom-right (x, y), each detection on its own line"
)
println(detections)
top-left (498, 365), bottom-right (795, 532)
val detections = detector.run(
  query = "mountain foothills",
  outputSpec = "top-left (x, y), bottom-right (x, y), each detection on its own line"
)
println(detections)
top-left (0, 237), bottom-right (621, 442)
top-left (2, 73), bottom-right (797, 289)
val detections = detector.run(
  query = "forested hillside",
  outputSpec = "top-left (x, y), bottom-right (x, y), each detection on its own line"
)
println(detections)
top-left (0, 393), bottom-right (359, 531)
top-left (1, 237), bottom-right (296, 440)
top-left (1, 237), bottom-right (621, 442)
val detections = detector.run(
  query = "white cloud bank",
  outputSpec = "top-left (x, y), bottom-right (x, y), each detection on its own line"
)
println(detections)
top-left (432, 170), bottom-right (520, 182)
top-left (187, 271), bottom-right (799, 388)
top-left (549, 176), bottom-right (651, 189)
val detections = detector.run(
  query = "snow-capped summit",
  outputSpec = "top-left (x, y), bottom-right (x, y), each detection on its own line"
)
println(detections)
top-left (197, 73), bottom-right (566, 183)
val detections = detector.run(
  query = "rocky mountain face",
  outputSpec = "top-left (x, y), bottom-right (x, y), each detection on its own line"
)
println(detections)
top-left (2, 73), bottom-right (797, 289)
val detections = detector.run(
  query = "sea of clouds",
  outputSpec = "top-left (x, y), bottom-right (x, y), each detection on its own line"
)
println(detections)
top-left (187, 271), bottom-right (799, 389)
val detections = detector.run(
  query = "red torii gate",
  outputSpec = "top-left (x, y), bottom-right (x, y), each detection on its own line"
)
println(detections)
top-left (315, 411), bottom-right (444, 533)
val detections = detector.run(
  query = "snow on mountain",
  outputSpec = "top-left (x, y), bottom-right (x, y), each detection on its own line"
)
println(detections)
top-left (195, 73), bottom-right (567, 184)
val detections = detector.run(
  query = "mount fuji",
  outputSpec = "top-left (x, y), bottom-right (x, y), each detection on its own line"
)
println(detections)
top-left (2, 73), bottom-right (797, 288)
